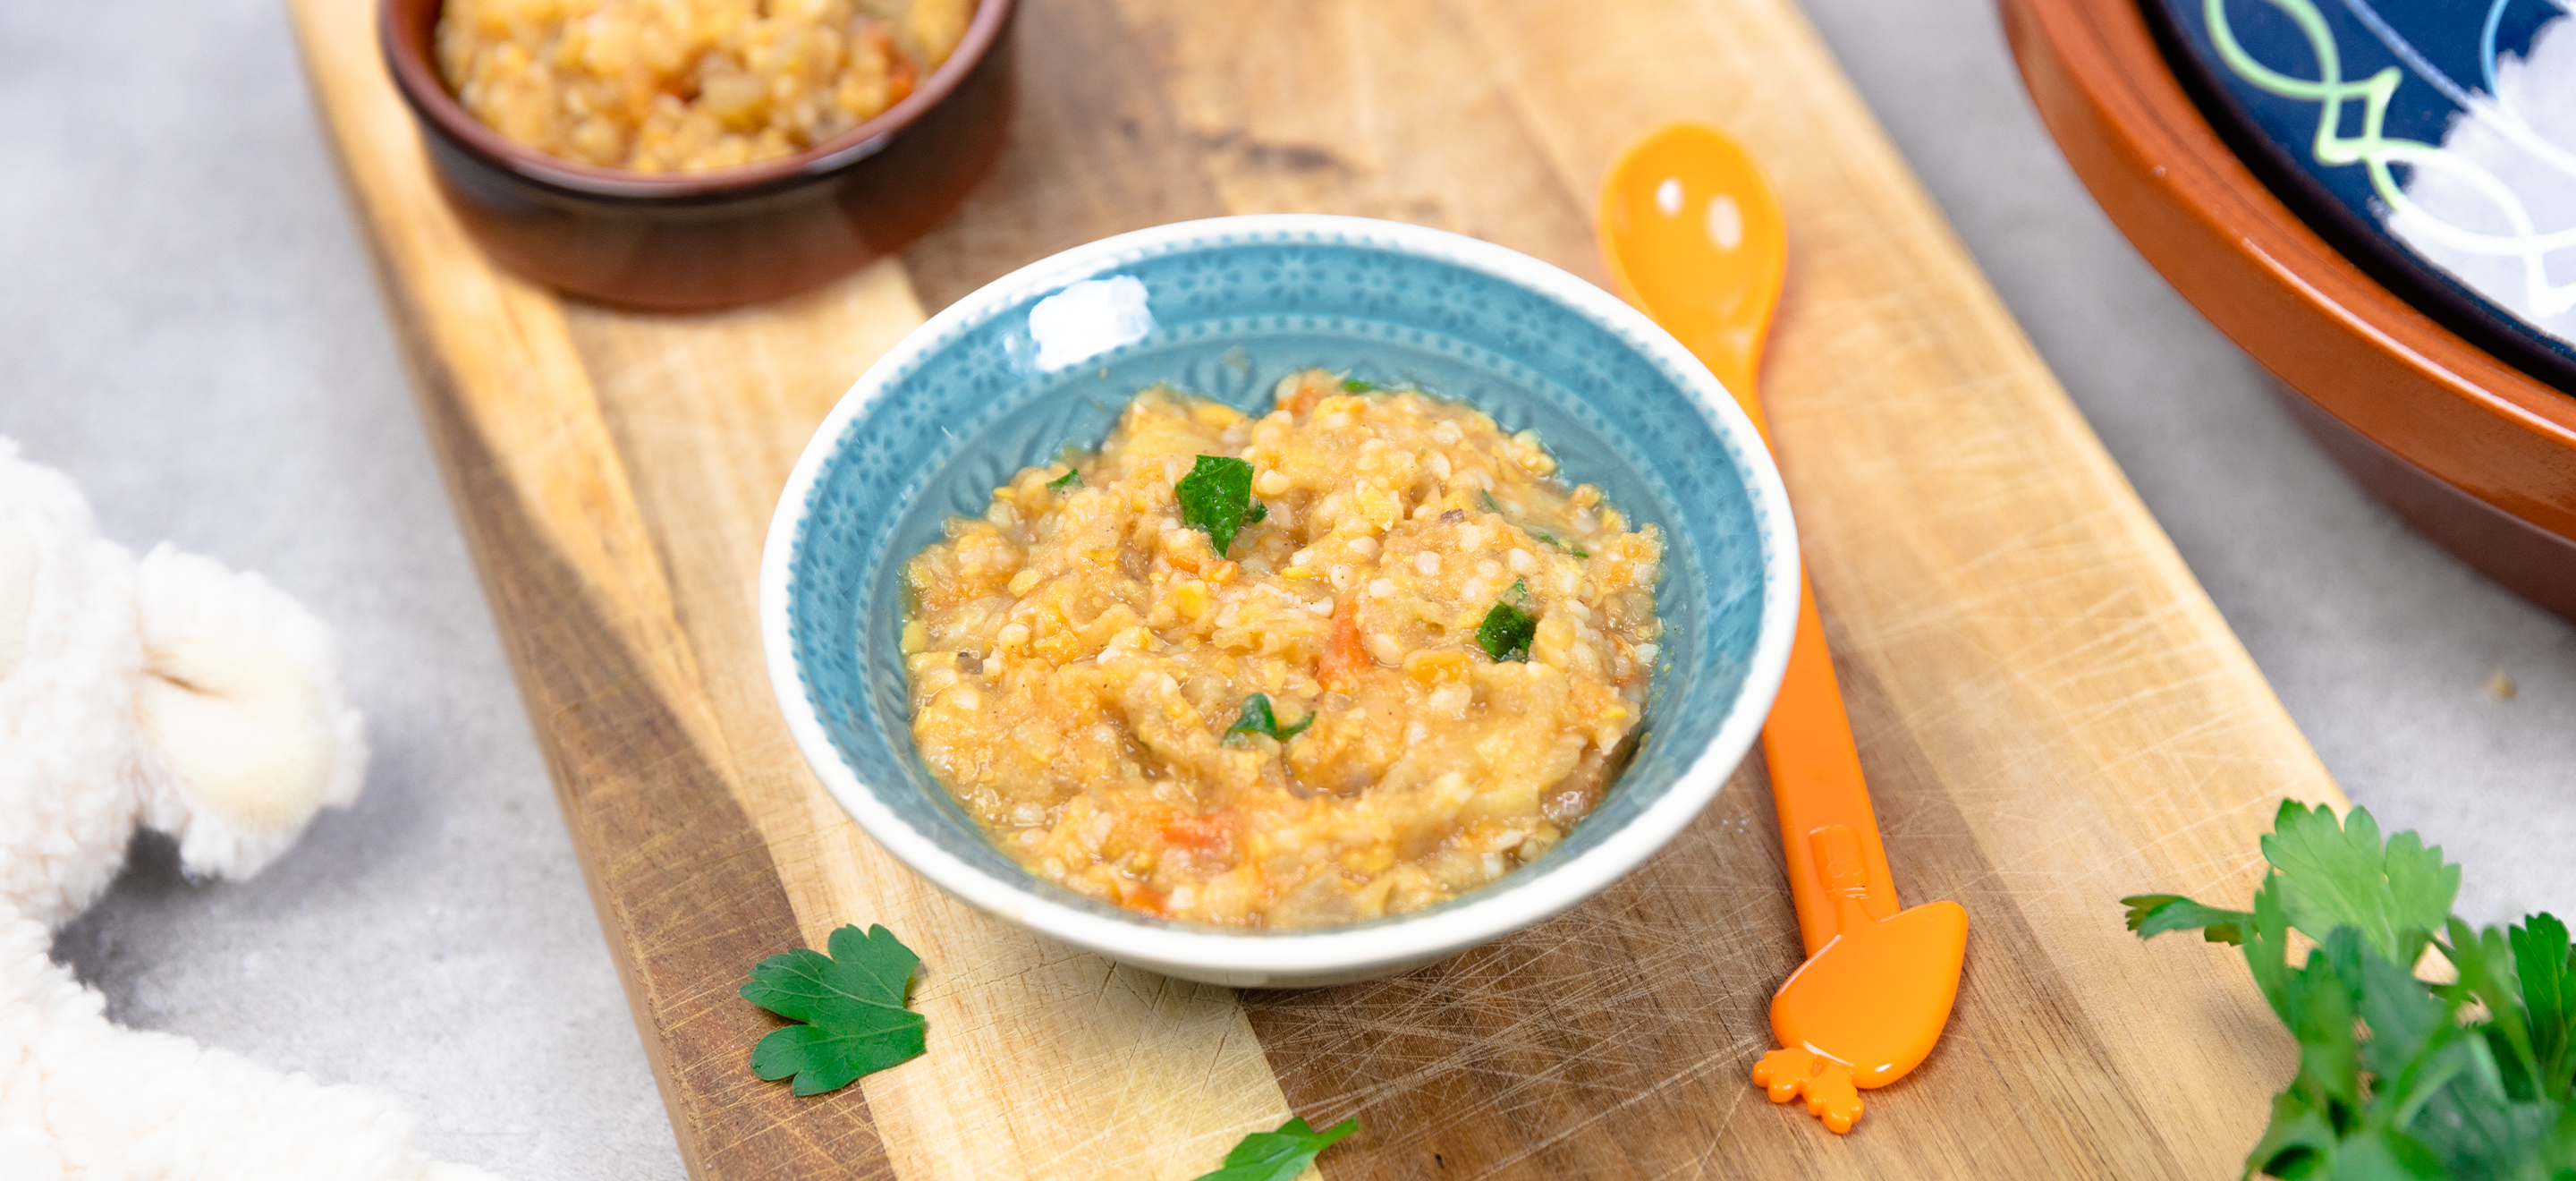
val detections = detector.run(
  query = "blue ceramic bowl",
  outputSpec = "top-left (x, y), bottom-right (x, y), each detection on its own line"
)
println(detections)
top-left (759, 216), bottom-right (1798, 986)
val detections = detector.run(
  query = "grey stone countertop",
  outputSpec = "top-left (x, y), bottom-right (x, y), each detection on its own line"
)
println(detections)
top-left (4, 1), bottom-right (2569, 1177)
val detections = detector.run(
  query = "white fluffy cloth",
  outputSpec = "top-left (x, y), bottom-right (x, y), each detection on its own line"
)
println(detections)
top-left (0, 439), bottom-right (503, 1181)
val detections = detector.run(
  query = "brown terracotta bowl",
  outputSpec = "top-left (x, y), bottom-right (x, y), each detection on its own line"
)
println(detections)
top-left (1999, 0), bottom-right (2576, 620)
top-left (381, 0), bottom-right (1016, 310)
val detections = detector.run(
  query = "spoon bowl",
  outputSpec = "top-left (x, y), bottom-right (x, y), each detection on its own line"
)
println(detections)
top-left (1598, 123), bottom-right (1787, 416)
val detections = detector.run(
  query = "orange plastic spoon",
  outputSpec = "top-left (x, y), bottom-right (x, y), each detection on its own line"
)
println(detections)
top-left (1597, 123), bottom-right (1968, 1134)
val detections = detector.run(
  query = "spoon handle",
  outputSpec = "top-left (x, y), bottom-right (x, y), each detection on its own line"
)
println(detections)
top-left (1765, 567), bottom-right (1901, 956)
top-left (1713, 378), bottom-right (1902, 956)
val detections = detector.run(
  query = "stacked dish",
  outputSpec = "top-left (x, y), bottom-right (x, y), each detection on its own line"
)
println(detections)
top-left (380, 0), bottom-right (1019, 310)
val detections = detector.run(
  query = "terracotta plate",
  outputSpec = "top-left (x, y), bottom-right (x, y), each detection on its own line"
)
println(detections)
top-left (2140, 0), bottom-right (2576, 395)
top-left (2000, 0), bottom-right (2576, 619)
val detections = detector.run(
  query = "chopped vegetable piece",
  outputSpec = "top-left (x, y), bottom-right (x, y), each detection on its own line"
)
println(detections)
top-left (741, 923), bottom-right (928, 1096)
top-left (1048, 468), bottom-right (1080, 489)
top-left (1342, 378), bottom-right (1377, 392)
top-left (1176, 455), bottom-right (1264, 556)
top-left (1224, 693), bottom-right (1312, 743)
top-left (1191, 1116), bottom-right (1360, 1181)
top-left (1477, 580), bottom-right (1538, 662)
top-left (2124, 802), bottom-right (2576, 1178)
top-left (1318, 596), bottom-right (1368, 689)
top-left (1162, 812), bottom-right (1233, 852)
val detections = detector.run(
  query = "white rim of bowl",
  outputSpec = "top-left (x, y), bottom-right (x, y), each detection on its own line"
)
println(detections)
top-left (758, 213), bottom-right (1800, 978)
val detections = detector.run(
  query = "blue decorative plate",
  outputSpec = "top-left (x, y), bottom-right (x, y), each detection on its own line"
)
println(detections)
top-left (757, 215), bottom-right (1800, 986)
top-left (2143, 0), bottom-right (2576, 395)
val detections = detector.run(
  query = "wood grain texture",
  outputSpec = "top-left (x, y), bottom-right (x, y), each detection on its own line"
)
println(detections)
top-left (288, 0), bottom-right (2351, 1175)
top-left (559, 276), bottom-right (1297, 1181)
top-left (289, 1), bottom-right (1292, 1177)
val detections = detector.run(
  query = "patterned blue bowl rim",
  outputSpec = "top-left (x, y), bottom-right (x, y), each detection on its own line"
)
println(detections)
top-left (758, 214), bottom-right (1801, 976)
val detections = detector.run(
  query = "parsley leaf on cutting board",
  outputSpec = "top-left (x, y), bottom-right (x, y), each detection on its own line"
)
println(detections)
top-left (741, 923), bottom-right (928, 1095)
top-left (1191, 1116), bottom-right (1359, 1181)
top-left (2123, 801), bottom-right (2576, 1178)
top-left (2258, 803), bottom-right (2459, 964)
top-left (2120, 894), bottom-right (2250, 945)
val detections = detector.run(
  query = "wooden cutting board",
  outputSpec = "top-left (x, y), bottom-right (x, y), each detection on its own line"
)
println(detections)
top-left (286, 0), bottom-right (2347, 1175)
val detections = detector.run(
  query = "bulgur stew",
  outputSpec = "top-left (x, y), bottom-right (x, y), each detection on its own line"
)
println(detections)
top-left (901, 370), bottom-right (1665, 929)
top-left (436, 0), bottom-right (975, 172)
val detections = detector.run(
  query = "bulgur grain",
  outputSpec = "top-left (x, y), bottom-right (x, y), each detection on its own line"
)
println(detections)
top-left (902, 370), bottom-right (1663, 929)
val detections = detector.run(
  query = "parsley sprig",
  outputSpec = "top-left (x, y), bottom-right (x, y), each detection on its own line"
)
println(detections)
top-left (1476, 580), bottom-right (1538, 662)
top-left (1191, 1116), bottom-right (1359, 1181)
top-left (741, 923), bottom-right (928, 1096)
top-left (2125, 802), bottom-right (2576, 1178)
top-left (1176, 455), bottom-right (1267, 556)
top-left (1224, 693), bottom-right (1312, 743)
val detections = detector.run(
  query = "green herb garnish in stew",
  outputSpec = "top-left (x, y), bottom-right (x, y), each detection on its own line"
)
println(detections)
top-left (1176, 455), bottom-right (1266, 556)
top-left (1224, 693), bottom-right (1313, 743)
top-left (1534, 533), bottom-right (1589, 560)
top-left (1477, 580), bottom-right (1538, 662)
top-left (1048, 467), bottom-right (1080, 489)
